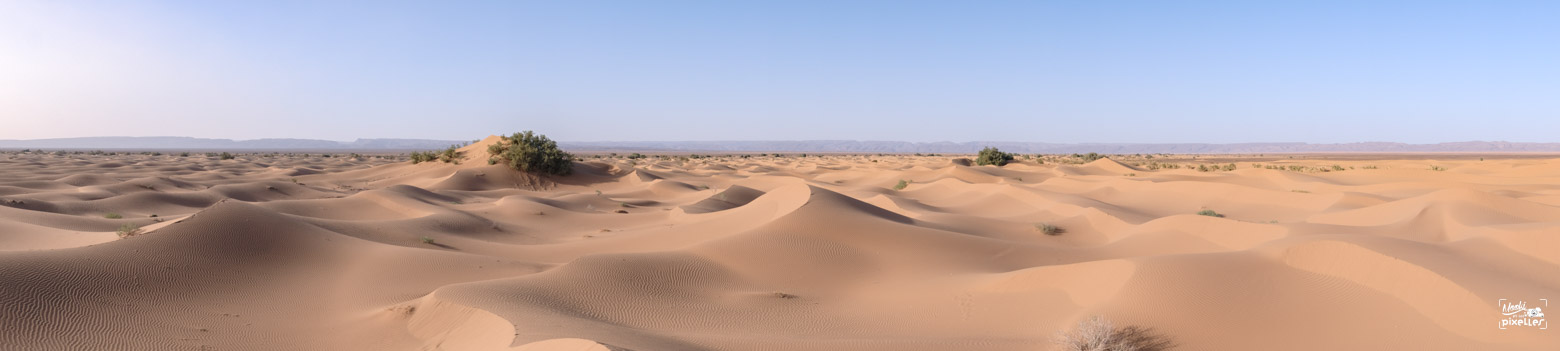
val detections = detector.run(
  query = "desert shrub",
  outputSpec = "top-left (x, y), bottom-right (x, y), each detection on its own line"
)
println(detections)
top-left (436, 145), bottom-right (462, 164)
top-left (1222, 163), bottom-right (1237, 171)
top-left (1071, 152), bottom-right (1104, 162)
top-left (409, 145), bottom-right (465, 165)
top-left (1036, 223), bottom-right (1062, 236)
top-left (627, 153), bottom-right (647, 159)
top-left (219, 152), bottom-right (235, 160)
top-left (1196, 164), bottom-right (1210, 172)
top-left (487, 131), bottom-right (573, 176)
top-left (116, 223), bottom-right (142, 238)
top-left (1055, 315), bottom-right (1174, 351)
top-left (1430, 166), bottom-right (1446, 171)
top-left (409, 151), bottom-right (436, 164)
top-left (420, 236), bottom-right (435, 244)
top-left (976, 147), bottom-right (1014, 166)
top-left (104, 213), bottom-right (123, 219)
top-left (1362, 165), bottom-right (1379, 169)
top-left (893, 179), bottom-right (910, 190)
top-left (1197, 209), bottom-right (1224, 218)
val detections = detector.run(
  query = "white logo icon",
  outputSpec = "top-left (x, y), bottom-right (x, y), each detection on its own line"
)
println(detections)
top-left (1498, 299), bottom-right (1548, 330)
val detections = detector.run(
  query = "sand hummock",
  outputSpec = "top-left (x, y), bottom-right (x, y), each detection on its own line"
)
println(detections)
top-left (0, 147), bottom-right (1556, 350)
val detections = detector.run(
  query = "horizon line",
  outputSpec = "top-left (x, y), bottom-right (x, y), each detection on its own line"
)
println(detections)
top-left (1, 135), bottom-right (1555, 145)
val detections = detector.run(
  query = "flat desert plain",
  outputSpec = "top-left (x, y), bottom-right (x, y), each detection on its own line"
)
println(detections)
top-left (1, 138), bottom-right (1557, 350)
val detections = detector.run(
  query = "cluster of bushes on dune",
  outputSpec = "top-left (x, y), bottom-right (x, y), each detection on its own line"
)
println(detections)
top-left (1071, 152), bottom-right (1105, 162)
top-left (410, 145), bottom-right (464, 165)
top-left (408, 131), bottom-right (573, 177)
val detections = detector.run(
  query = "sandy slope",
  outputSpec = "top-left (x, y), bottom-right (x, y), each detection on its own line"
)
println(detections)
top-left (0, 148), bottom-right (1557, 350)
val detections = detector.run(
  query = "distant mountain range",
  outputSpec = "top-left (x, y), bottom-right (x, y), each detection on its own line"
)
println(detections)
top-left (2, 137), bottom-right (1559, 153)
top-left (559, 140), bottom-right (1560, 153)
top-left (0, 137), bottom-right (472, 150)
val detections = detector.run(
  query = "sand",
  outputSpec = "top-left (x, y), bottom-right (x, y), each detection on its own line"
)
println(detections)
top-left (0, 144), bottom-right (1556, 350)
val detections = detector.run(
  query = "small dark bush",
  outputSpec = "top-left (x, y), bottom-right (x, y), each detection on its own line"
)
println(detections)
top-left (219, 152), bottom-right (235, 160)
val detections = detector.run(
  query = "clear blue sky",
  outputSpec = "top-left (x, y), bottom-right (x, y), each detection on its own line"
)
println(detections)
top-left (2, 1), bottom-right (1557, 143)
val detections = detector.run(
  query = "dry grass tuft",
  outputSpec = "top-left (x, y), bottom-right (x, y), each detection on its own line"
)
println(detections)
top-left (1055, 315), bottom-right (1174, 351)
top-left (1035, 223), bottom-right (1063, 236)
top-left (116, 223), bottom-right (142, 238)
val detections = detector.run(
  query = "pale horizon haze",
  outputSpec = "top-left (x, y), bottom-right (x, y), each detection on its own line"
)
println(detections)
top-left (2, 1), bottom-right (1557, 143)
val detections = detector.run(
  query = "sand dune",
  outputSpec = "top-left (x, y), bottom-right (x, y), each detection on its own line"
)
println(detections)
top-left (1, 148), bottom-right (1557, 350)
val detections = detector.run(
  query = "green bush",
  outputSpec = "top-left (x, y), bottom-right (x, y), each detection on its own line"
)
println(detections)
top-left (893, 179), bottom-right (910, 190)
top-left (1197, 209), bottom-right (1224, 218)
top-left (976, 147), bottom-right (1014, 166)
top-left (104, 213), bottom-right (123, 219)
top-left (219, 152), bottom-right (235, 160)
top-left (487, 131), bottom-right (573, 176)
